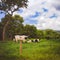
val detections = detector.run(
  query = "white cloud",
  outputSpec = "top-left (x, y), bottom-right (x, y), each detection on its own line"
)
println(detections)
top-left (13, 0), bottom-right (60, 30)
top-left (36, 15), bottom-right (60, 30)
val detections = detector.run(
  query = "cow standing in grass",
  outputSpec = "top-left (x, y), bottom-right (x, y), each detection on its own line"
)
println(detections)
top-left (32, 39), bottom-right (40, 42)
top-left (13, 35), bottom-right (28, 42)
top-left (35, 39), bottom-right (40, 42)
top-left (27, 39), bottom-right (40, 43)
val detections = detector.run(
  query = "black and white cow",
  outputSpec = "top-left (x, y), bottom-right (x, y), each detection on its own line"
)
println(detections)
top-left (13, 35), bottom-right (28, 42)
top-left (32, 39), bottom-right (40, 42)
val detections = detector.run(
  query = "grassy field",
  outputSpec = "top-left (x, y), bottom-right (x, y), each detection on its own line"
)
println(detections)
top-left (0, 39), bottom-right (60, 60)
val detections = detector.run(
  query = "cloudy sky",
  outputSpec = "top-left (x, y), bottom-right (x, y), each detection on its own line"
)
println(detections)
top-left (0, 0), bottom-right (60, 30)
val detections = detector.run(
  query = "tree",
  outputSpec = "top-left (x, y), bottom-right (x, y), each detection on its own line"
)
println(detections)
top-left (1, 15), bottom-right (24, 40)
top-left (24, 25), bottom-right (37, 38)
top-left (36, 30), bottom-right (44, 39)
top-left (0, 0), bottom-right (28, 41)
top-left (0, 22), bottom-right (3, 40)
top-left (43, 29), bottom-right (55, 39)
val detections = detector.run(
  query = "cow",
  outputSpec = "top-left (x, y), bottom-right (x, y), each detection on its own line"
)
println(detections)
top-left (27, 40), bottom-right (32, 43)
top-left (32, 39), bottom-right (40, 42)
top-left (14, 35), bottom-right (28, 42)
top-left (27, 39), bottom-right (40, 43)
top-left (35, 39), bottom-right (39, 42)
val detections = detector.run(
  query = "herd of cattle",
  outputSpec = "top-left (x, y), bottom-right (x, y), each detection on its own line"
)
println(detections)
top-left (13, 35), bottom-right (40, 43)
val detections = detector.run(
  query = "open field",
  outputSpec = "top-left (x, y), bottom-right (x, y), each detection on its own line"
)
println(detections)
top-left (0, 39), bottom-right (60, 60)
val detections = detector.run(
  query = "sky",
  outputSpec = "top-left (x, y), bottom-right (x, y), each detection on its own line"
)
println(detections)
top-left (0, 0), bottom-right (60, 30)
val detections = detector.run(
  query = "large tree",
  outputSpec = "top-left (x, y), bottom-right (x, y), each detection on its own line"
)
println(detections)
top-left (0, 0), bottom-right (28, 41)
top-left (0, 22), bottom-right (3, 40)
top-left (1, 15), bottom-right (24, 40)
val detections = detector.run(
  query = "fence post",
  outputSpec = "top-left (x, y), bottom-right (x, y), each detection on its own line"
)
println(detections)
top-left (20, 40), bottom-right (22, 55)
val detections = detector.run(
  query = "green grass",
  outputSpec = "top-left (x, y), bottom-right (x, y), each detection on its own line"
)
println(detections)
top-left (0, 39), bottom-right (60, 60)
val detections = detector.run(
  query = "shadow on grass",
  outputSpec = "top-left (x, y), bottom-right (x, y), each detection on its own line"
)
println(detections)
top-left (0, 55), bottom-right (27, 60)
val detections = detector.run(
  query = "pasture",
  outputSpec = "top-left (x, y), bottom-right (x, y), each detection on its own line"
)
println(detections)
top-left (0, 39), bottom-right (60, 60)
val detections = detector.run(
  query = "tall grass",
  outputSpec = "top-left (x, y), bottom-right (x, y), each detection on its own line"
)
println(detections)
top-left (0, 39), bottom-right (60, 60)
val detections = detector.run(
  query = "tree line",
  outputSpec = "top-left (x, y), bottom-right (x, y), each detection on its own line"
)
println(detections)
top-left (0, 14), bottom-right (60, 41)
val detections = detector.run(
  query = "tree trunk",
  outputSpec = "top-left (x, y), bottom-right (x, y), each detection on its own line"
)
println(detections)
top-left (2, 20), bottom-right (10, 41)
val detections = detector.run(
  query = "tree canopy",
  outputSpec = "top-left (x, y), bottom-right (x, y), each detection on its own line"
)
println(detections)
top-left (0, 0), bottom-right (28, 14)
top-left (0, 14), bottom-right (24, 40)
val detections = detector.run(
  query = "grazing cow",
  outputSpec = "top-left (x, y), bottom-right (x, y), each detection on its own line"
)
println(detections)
top-left (14, 35), bottom-right (28, 42)
top-left (35, 39), bottom-right (39, 42)
top-left (32, 39), bottom-right (40, 42)
top-left (31, 39), bottom-right (35, 42)
top-left (27, 40), bottom-right (32, 43)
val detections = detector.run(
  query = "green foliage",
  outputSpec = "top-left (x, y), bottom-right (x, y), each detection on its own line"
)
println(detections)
top-left (13, 15), bottom-right (24, 23)
top-left (0, 14), bottom-right (24, 40)
top-left (1, 14), bottom-right (13, 26)
top-left (0, 0), bottom-right (28, 14)
top-left (0, 40), bottom-right (60, 60)
top-left (0, 22), bottom-right (3, 40)
top-left (36, 29), bottom-right (60, 40)
top-left (36, 30), bottom-right (44, 39)
top-left (24, 24), bottom-right (37, 38)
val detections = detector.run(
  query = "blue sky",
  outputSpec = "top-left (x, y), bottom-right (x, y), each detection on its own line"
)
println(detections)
top-left (0, 13), bottom-right (5, 21)
top-left (0, 0), bottom-right (60, 30)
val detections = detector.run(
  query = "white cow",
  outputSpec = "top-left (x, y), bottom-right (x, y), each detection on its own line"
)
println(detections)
top-left (14, 35), bottom-right (28, 42)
